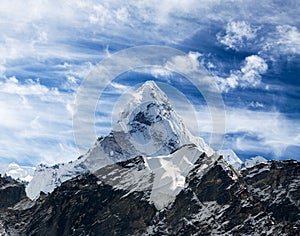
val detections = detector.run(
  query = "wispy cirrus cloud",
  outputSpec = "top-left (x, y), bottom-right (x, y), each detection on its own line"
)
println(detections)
top-left (224, 109), bottom-right (300, 159)
top-left (0, 76), bottom-right (78, 165)
top-left (0, 0), bottom-right (299, 166)
top-left (175, 104), bottom-right (300, 160)
top-left (0, 0), bottom-right (296, 67)
top-left (263, 25), bottom-right (300, 55)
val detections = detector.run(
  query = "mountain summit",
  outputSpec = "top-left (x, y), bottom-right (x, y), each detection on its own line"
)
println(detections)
top-left (1, 81), bottom-right (299, 235)
top-left (26, 81), bottom-right (213, 200)
top-left (83, 80), bottom-right (213, 173)
top-left (113, 80), bottom-right (213, 158)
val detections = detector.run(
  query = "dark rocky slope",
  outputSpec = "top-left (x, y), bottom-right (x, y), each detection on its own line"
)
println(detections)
top-left (0, 157), bottom-right (299, 236)
top-left (0, 175), bottom-right (27, 209)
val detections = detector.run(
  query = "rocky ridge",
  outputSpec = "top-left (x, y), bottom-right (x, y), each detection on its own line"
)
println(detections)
top-left (0, 155), bottom-right (299, 235)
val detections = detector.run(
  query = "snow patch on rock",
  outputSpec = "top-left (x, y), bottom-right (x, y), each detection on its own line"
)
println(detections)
top-left (217, 149), bottom-right (243, 170)
top-left (243, 156), bottom-right (268, 168)
top-left (0, 163), bottom-right (35, 183)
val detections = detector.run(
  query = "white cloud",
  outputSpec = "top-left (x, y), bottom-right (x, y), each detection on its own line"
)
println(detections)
top-left (0, 0), bottom-right (299, 165)
top-left (0, 77), bottom-right (78, 165)
top-left (217, 21), bottom-right (258, 50)
top-left (0, 0), bottom-right (208, 66)
top-left (0, 1), bottom-right (298, 79)
top-left (151, 98), bottom-right (300, 159)
top-left (276, 25), bottom-right (300, 53)
top-left (165, 52), bottom-right (202, 74)
top-left (0, 76), bottom-right (56, 95)
top-left (240, 55), bottom-right (268, 85)
top-left (0, 65), bottom-right (5, 77)
top-left (137, 67), bottom-right (173, 79)
top-left (110, 82), bottom-right (131, 92)
top-left (179, 104), bottom-right (300, 159)
top-left (224, 108), bottom-right (300, 158)
top-left (133, 65), bottom-right (196, 86)
top-left (216, 55), bottom-right (268, 92)
top-left (263, 25), bottom-right (300, 55)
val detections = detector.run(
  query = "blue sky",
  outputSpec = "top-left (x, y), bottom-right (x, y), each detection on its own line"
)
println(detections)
top-left (0, 0), bottom-right (299, 166)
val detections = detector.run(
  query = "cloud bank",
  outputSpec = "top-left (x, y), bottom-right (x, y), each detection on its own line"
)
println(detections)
top-left (0, 0), bottom-right (299, 165)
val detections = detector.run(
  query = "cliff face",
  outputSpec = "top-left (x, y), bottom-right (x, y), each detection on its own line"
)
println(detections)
top-left (0, 157), bottom-right (299, 236)
top-left (0, 175), bottom-right (27, 209)
top-left (242, 161), bottom-right (300, 225)
top-left (149, 159), bottom-right (300, 235)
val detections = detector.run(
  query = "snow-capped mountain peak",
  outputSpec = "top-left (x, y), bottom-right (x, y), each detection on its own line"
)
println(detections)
top-left (0, 163), bottom-right (35, 183)
top-left (113, 80), bottom-right (213, 158)
top-left (131, 80), bottom-right (170, 105)
top-left (26, 80), bottom-right (213, 200)
top-left (25, 158), bottom-right (88, 200)
top-left (217, 149), bottom-right (243, 170)
top-left (243, 156), bottom-right (268, 168)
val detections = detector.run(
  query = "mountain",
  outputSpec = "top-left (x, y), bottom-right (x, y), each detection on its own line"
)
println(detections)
top-left (243, 155), bottom-right (268, 168)
top-left (0, 154), bottom-right (299, 235)
top-left (217, 149), bottom-right (270, 171)
top-left (0, 81), bottom-right (299, 235)
top-left (111, 81), bottom-right (213, 157)
top-left (83, 80), bottom-right (213, 172)
top-left (26, 81), bottom-right (213, 200)
top-left (25, 157), bottom-right (88, 200)
top-left (0, 163), bottom-right (35, 183)
top-left (217, 149), bottom-right (243, 170)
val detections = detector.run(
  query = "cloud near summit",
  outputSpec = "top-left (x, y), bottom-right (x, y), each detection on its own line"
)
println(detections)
top-left (0, 0), bottom-right (299, 164)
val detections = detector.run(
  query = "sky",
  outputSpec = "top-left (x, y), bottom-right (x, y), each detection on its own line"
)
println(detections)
top-left (0, 0), bottom-right (299, 166)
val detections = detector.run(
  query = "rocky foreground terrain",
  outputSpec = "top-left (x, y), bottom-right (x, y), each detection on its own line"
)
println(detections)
top-left (0, 154), bottom-right (299, 236)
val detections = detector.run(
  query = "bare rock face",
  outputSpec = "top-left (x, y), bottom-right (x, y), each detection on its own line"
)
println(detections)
top-left (148, 159), bottom-right (300, 235)
top-left (242, 160), bottom-right (300, 225)
top-left (0, 155), bottom-right (299, 236)
top-left (1, 160), bottom-right (156, 236)
top-left (0, 175), bottom-right (27, 209)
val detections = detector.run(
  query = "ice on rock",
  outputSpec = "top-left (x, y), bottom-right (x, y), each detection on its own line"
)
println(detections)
top-left (217, 149), bottom-right (243, 170)
top-left (144, 144), bottom-right (205, 209)
top-left (25, 159), bottom-right (88, 200)
top-left (243, 156), bottom-right (268, 168)
top-left (113, 80), bottom-right (214, 157)
top-left (0, 163), bottom-right (35, 183)
top-left (26, 80), bottom-right (214, 201)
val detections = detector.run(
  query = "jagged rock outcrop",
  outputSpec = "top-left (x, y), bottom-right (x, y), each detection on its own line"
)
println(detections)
top-left (0, 175), bottom-right (27, 209)
top-left (147, 159), bottom-right (300, 235)
top-left (242, 160), bottom-right (300, 225)
top-left (1, 156), bottom-right (299, 236)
